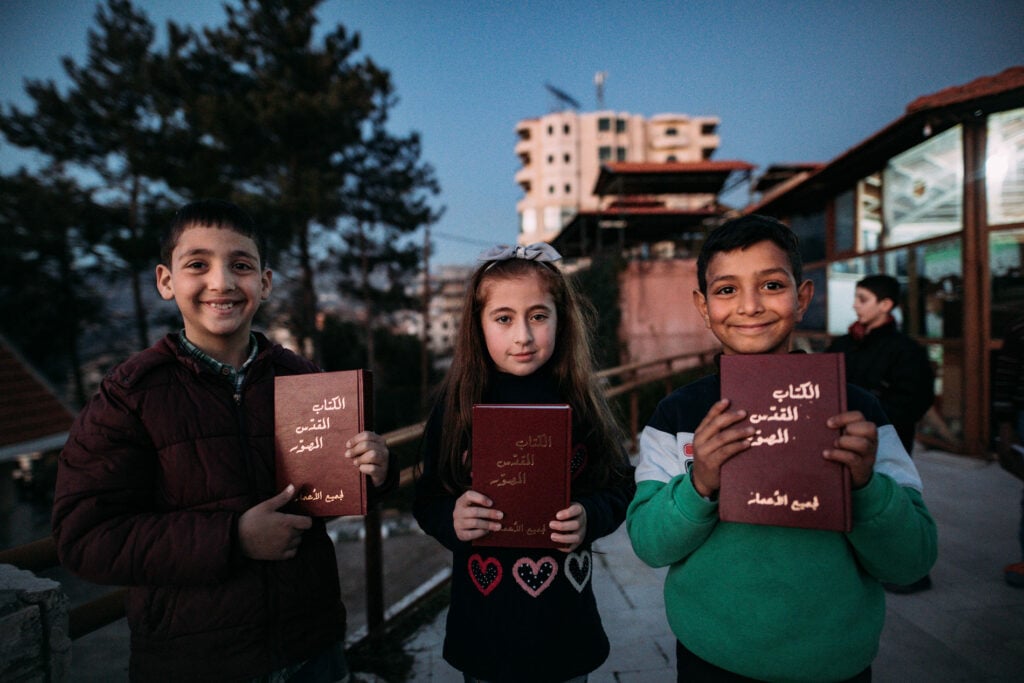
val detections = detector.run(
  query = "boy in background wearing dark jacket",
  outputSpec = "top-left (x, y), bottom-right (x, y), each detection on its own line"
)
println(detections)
top-left (826, 274), bottom-right (935, 456)
top-left (627, 215), bottom-right (937, 682)
top-left (52, 199), bottom-right (395, 681)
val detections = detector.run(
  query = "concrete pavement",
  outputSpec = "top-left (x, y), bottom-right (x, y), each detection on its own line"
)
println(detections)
top-left (403, 449), bottom-right (1024, 682)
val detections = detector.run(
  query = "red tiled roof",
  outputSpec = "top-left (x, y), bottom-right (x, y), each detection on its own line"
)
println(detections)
top-left (0, 335), bottom-right (76, 454)
top-left (907, 66), bottom-right (1024, 114)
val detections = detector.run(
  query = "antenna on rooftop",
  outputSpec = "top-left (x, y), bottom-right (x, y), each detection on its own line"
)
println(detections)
top-left (595, 71), bottom-right (607, 109)
top-left (544, 82), bottom-right (581, 111)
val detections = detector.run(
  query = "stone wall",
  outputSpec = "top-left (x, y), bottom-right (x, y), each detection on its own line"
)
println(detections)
top-left (0, 564), bottom-right (70, 682)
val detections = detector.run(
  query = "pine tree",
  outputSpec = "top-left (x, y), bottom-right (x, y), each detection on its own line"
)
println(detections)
top-left (0, 169), bottom-right (106, 405)
top-left (163, 0), bottom-right (442, 361)
top-left (0, 0), bottom-right (179, 352)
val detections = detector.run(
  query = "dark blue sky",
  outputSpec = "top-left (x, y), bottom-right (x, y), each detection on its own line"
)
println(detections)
top-left (2, 0), bottom-right (1022, 265)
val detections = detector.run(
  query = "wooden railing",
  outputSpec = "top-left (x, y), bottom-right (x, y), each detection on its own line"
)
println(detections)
top-left (0, 348), bottom-right (718, 646)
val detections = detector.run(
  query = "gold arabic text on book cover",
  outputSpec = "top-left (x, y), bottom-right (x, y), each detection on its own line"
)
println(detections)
top-left (274, 369), bottom-right (372, 516)
top-left (719, 353), bottom-right (851, 532)
top-left (471, 404), bottom-right (572, 548)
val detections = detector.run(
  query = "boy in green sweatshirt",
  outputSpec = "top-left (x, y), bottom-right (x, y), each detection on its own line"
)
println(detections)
top-left (627, 214), bottom-right (937, 682)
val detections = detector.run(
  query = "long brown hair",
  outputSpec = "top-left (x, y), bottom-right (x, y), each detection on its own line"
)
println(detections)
top-left (432, 257), bottom-right (630, 494)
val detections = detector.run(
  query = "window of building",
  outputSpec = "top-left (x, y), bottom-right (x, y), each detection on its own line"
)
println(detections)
top-left (701, 123), bottom-right (717, 135)
top-left (598, 117), bottom-right (611, 132)
top-left (616, 118), bottom-right (626, 133)
top-left (909, 237), bottom-right (963, 440)
top-left (548, 185), bottom-right (556, 195)
top-left (790, 208), bottom-right (826, 264)
top-left (826, 256), bottom-right (878, 335)
top-left (616, 147), bottom-right (627, 162)
top-left (547, 154), bottom-right (554, 164)
top-left (913, 238), bottom-right (963, 339)
top-left (667, 155), bottom-right (677, 162)
top-left (987, 107), bottom-right (1024, 226)
top-left (834, 188), bottom-right (855, 254)
top-left (564, 183), bottom-right (571, 194)
top-left (520, 209), bottom-right (537, 235)
top-left (543, 206), bottom-right (562, 230)
top-left (599, 146), bottom-right (612, 161)
top-left (702, 148), bottom-right (714, 160)
top-left (547, 124), bottom-right (554, 135)
top-left (563, 123), bottom-right (571, 134)
top-left (665, 127), bottom-right (678, 136)
top-left (858, 173), bottom-right (882, 251)
top-left (564, 153), bottom-right (571, 163)
top-left (990, 228), bottom-right (1024, 336)
top-left (561, 207), bottom-right (575, 228)
top-left (800, 266), bottom-right (827, 333)
top-left (883, 125), bottom-right (963, 246)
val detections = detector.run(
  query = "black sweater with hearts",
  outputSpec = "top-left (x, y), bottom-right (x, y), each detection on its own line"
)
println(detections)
top-left (413, 367), bottom-right (633, 682)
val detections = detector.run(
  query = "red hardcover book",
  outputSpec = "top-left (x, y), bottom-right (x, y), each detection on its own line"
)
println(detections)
top-left (718, 353), bottom-right (851, 532)
top-left (274, 369), bottom-right (372, 517)
top-left (471, 404), bottom-right (572, 548)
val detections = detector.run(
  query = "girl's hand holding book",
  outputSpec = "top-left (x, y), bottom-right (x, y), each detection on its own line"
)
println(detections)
top-left (453, 490), bottom-right (504, 542)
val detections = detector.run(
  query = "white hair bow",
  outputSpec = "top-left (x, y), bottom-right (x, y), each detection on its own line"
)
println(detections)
top-left (477, 242), bottom-right (562, 263)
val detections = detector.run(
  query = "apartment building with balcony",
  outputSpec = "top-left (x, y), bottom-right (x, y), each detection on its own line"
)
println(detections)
top-left (514, 110), bottom-right (721, 244)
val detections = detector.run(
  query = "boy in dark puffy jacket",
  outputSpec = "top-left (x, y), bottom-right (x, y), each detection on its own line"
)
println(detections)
top-left (52, 199), bottom-right (394, 681)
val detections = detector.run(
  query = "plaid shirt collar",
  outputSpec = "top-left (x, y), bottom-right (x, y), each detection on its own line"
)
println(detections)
top-left (177, 330), bottom-right (259, 393)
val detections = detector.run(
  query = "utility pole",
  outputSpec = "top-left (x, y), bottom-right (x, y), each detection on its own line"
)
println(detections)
top-left (420, 223), bottom-right (432, 415)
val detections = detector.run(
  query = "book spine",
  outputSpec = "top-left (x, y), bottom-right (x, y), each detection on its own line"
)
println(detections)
top-left (360, 370), bottom-right (371, 514)
top-left (361, 370), bottom-right (374, 432)
top-left (836, 353), bottom-right (852, 532)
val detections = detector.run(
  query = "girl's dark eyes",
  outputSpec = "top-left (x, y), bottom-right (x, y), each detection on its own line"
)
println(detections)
top-left (764, 281), bottom-right (785, 290)
top-left (713, 285), bottom-right (736, 296)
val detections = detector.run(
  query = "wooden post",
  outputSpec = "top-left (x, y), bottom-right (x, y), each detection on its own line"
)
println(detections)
top-left (363, 502), bottom-right (385, 638)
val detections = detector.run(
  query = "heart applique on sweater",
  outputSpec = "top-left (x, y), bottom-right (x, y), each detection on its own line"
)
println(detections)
top-left (565, 550), bottom-right (591, 592)
top-left (468, 553), bottom-right (502, 596)
top-left (512, 556), bottom-right (558, 597)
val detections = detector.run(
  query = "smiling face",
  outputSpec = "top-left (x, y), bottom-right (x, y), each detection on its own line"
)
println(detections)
top-left (479, 272), bottom-right (558, 376)
top-left (853, 286), bottom-right (893, 331)
top-left (693, 239), bottom-right (813, 356)
top-left (155, 224), bottom-right (272, 366)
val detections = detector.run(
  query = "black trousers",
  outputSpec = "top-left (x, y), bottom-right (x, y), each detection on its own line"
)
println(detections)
top-left (676, 641), bottom-right (871, 683)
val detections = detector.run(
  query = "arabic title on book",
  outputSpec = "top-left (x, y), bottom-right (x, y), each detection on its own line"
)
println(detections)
top-left (471, 404), bottom-right (572, 548)
top-left (274, 369), bottom-right (372, 516)
top-left (719, 353), bottom-right (851, 532)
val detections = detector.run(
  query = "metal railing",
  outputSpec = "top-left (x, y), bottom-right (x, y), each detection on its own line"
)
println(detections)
top-left (0, 347), bottom-right (717, 646)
